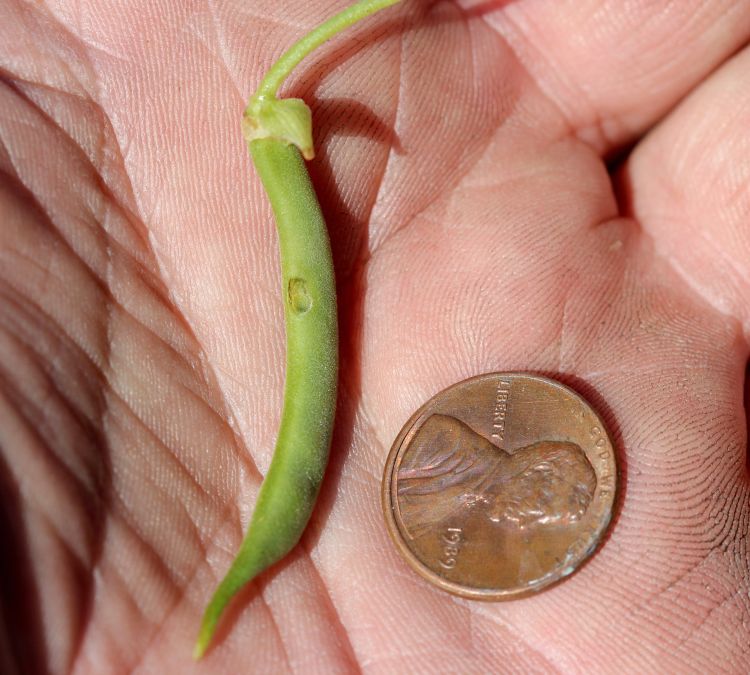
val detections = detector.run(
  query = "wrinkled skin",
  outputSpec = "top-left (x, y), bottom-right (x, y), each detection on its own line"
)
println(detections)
top-left (1, 0), bottom-right (749, 672)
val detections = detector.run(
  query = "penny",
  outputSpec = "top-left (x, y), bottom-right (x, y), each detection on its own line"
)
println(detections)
top-left (382, 373), bottom-right (617, 600)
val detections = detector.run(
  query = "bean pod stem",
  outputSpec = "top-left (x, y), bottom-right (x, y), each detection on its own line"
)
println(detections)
top-left (194, 0), bottom-right (400, 659)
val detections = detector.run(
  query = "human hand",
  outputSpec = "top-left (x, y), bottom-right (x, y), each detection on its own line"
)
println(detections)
top-left (1, 0), bottom-right (748, 672)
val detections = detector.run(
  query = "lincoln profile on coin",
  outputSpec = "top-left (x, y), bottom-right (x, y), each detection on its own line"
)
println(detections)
top-left (397, 414), bottom-right (597, 539)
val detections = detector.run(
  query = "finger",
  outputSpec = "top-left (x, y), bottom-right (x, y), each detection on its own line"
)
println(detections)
top-left (625, 44), bottom-right (750, 337)
top-left (476, 0), bottom-right (750, 153)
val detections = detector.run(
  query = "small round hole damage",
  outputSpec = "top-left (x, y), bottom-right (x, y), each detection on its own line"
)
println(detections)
top-left (288, 278), bottom-right (312, 314)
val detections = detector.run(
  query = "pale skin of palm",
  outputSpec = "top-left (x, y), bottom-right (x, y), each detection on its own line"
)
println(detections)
top-left (1, 0), bottom-right (750, 672)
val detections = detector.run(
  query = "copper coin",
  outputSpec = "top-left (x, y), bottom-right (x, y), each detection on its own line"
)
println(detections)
top-left (382, 373), bottom-right (617, 600)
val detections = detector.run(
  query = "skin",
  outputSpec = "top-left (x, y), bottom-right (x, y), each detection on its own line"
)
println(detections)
top-left (1, 0), bottom-right (749, 673)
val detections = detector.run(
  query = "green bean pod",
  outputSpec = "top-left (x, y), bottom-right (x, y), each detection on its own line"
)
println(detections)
top-left (194, 140), bottom-right (337, 658)
top-left (195, 0), bottom-right (401, 659)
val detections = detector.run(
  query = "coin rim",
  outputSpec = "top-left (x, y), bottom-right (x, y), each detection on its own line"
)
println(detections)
top-left (381, 372), bottom-right (617, 601)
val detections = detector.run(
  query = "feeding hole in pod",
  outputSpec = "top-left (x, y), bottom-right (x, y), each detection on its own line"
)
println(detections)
top-left (288, 277), bottom-right (312, 314)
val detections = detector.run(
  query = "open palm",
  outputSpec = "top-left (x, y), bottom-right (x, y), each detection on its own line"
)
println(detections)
top-left (2, 1), bottom-right (749, 672)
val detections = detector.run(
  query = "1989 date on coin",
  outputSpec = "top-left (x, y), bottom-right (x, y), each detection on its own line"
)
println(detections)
top-left (381, 373), bottom-right (617, 600)
top-left (439, 528), bottom-right (463, 570)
